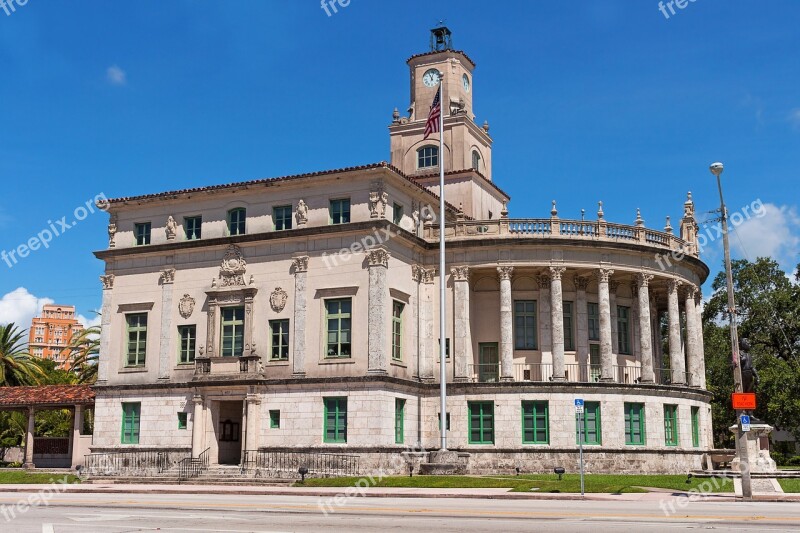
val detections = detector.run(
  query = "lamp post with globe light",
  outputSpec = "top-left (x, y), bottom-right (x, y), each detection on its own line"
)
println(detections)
top-left (709, 161), bottom-right (752, 500)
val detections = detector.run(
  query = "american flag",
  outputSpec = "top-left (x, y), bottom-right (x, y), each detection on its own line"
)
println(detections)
top-left (424, 87), bottom-right (441, 139)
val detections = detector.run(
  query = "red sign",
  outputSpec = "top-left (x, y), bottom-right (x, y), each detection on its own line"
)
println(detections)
top-left (732, 393), bottom-right (757, 410)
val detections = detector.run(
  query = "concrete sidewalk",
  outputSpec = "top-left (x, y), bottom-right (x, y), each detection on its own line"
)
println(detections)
top-left (3, 482), bottom-right (795, 502)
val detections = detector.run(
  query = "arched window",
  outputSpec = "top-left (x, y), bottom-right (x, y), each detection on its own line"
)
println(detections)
top-left (472, 150), bottom-right (481, 171)
top-left (227, 208), bottom-right (246, 236)
top-left (417, 146), bottom-right (439, 169)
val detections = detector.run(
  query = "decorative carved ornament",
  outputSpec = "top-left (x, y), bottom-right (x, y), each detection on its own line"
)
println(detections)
top-left (596, 268), bottom-right (615, 284)
top-left (179, 294), bottom-right (196, 319)
top-left (100, 274), bottom-right (115, 290)
top-left (682, 284), bottom-right (698, 300)
top-left (496, 266), bottom-right (514, 281)
top-left (549, 266), bottom-right (566, 281)
top-left (270, 287), bottom-right (288, 313)
top-left (369, 180), bottom-right (389, 219)
top-left (609, 280), bottom-right (620, 294)
top-left (165, 216), bottom-right (178, 240)
top-left (296, 200), bottom-right (308, 226)
top-left (636, 272), bottom-right (654, 288)
top-left (160, 268), bottom-right (176, 284)
top-left (218, 245), bottom-right (248, 287)
top-left (451, 266), bottom-right (470, 282)
top-left (573, 276), bottom-right (590, 291)
top-left (292, 256), bottom-right (309, 273)
top-left (367, 248), bottom-right (390, 268)
top-left (667, 279), bottom-right (683, 293)
top-left (107, 216), bottom-right (117, 248)
top-left (536, 275), bottom-right (551, 290)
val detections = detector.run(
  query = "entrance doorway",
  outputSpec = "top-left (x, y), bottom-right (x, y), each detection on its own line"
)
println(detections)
top-left (215, 401), bottom-right (243, 465)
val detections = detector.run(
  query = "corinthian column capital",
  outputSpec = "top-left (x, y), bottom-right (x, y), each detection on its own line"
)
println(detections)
top-left (596, 268), bottom-right (615, 284)
top-left (549, 266), bottom-right (566, 280)
top-left (496, 266), bottom-right (514, 281)
top-left (450, 266), bottom-right (470, 282)
top-left (636, 272), bottom-right (655, 288)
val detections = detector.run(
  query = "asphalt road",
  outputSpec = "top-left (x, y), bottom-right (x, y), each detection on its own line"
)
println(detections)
top-left (0, 492), bottom-right (798, 533)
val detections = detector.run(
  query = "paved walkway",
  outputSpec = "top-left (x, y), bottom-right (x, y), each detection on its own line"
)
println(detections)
top-left (1, 483), bottom-right (798, 501)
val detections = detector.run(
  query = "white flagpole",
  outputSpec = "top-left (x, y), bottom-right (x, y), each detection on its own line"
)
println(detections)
top-left (438, 76), bottom-right (447, 451)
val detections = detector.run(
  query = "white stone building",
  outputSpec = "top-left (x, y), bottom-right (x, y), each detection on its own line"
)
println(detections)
top-left (91, 29), bottom-right (712, 475)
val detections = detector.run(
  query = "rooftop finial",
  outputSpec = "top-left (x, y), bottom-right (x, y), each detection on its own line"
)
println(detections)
top-left (664, 216), bottom-right (673, 235)
top-left (597, 201), bottom-right (604, 220)
top-left (635, 208), bottom-right (644, 227)
top-left (551, 200), bottom-right (558, 217)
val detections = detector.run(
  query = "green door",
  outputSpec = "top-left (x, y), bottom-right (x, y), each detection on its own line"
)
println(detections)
top-left (479, 343), bottom-right (499, 383)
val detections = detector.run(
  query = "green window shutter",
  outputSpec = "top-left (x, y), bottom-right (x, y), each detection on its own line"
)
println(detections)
top-left (576, 402), bottom-right (601, 445)
top-left (563, 302), bottom-right (574, 351)
top-left (177, 412), bottom-right (188, 430)
top-left (392, 302), bottom-right (404, 361)
top-left (325, 299), bottom-right (352, 358)
top-left (220, 306), bottom-right (245, 357)
top-left (468, 402), bottom-right (494, 444)
top-left (324, 398), bottom-right (347, 443)
top-left (522, 401), bottom-right (549, 444)
top-left (691, 407), bottom-right (700, 447)
top-left (269, 319), bottom-right (290, 360)
top-left (664, 405), bottom-right (679, 446)
top-left (178, 325), bottom-right (196, 364)
top-left (121, 403), bottom-right (141, 444)
top-left (514, 300), bottom-right (537, 350)
top-left (126, 314), bottom-right (148, 367)
top-left (624, 403), bottom-right (645, 445)
top-left (395, 399), bottom-right (405, 444)
top-left (269, 410), bottom-right (280, 429)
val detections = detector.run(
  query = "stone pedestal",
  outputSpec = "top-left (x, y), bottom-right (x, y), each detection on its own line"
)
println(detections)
top-left (730, 423), bottom-right (777, 473)
top-left (419, 450), bottom-right (470, 475)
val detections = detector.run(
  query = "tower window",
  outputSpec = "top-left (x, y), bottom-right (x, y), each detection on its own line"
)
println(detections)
top-left (472, 150), bottom-right (481, 171)
top-left (417, 146), bottom-right (439, 169)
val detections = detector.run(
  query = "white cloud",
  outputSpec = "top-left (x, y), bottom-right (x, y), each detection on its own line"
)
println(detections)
top-left (0, 288), bottom-right (54, 330)
top-left (106, 65), bottom-right (127, 86)
top-left (731, 203), bottom-right (800, 270)
top-left (76, 313), bottom-right (101, 329)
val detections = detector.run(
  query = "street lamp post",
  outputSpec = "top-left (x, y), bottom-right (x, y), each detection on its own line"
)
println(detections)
top-left (709, 162), bottom-right (752, 501)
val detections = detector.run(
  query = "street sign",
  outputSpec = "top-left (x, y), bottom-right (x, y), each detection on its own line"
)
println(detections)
top-left (740, 415), bottom-right (751, 432)
top-left (732, 393), bottom-right (757, 410)
top-left (575, 398), bottom-right (584, 414)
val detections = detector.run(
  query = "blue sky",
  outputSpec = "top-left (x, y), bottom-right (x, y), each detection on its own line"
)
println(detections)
top-left (1, 0), bottom-right (799, 327)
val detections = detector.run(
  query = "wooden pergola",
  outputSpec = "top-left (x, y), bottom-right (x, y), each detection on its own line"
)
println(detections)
top-left (0, 385), bottom-right (95, 469)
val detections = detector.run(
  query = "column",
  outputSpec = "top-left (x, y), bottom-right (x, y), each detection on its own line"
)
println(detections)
top-left (451, 266), bottom-right (472, 382)
top-left (245, 394), bottom-right (261, 452)
top-left (667, 279), bottom-right (687, 385)
top-left (610, 281), bottom-right (620, 357)
top-left (292, 256), bottom-right (309, 377)
top-left (596, 268), bottom-right (615, 382)
top-left (191, 394), bottom-right (204, 457)
top-left (70, 405), bottom-right (83, 469)
top-left (97, 275), bottom-right (114, 384)
top-left (497, 266), bottom-right (514, 381)
top-left (636, 273), bottom-right (655, 383)
top-left (693, 290), bottom-right (707, 389)
top-left (536, 275), bottom-right (552, 371)
top-left (205, 296), bottom-right (217, 357)
top-left (417, 267), bottom-right (435, 382)
top-left (243, 290), bottom-right (256, 357)
top-left (550, 266), bottom-right (567, 381)
top-left (23, 408), bottom-right (35, 469)
top-left (684, 285), bottom-right (702, 387)
top-left (158, 268), bottom-right (175, 381)
top-left (367, 248), bottom-right (390, 375)
top-left (574, 277), bottom-right (590, 373)
top-left (412, 266), bottom-right (423, 380)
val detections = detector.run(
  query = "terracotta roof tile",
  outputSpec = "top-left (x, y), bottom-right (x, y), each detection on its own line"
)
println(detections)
top-left (0, 385), bottom-right (95, 408)
top-left (406, 49), bottom-right (477, 68)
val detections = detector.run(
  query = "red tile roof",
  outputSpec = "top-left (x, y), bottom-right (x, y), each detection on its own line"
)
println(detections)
top-left (406, 49), bottom-right (477, 69)
top-left (0, 385), bottom-right (95, 408)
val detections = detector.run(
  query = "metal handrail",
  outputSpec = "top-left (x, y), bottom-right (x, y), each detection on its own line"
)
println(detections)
top-left (83, 450), bottom-right (169, 477)
top-left (241, 450), bottom-right (360, 479)
top-left (178, 447), bottom-right (211, 480)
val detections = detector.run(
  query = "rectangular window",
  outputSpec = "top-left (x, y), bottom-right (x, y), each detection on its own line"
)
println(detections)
top-left (468, 402), bottom-right (494, 444)
top-left (691, 406), bottom-right (700, 448)
top-left (178, 325), bottom-right (196, 364)
top-left (588, 303), bottom-right (600, 341)
top-left (437, 412), bottom-right (451, 431)
top-left (177, 412), bottom-right (188, 430)
top-left (220, 306), bottom-right (245, 357)
top-left (134, 223), bottom-right (151, 246)
top-left (522, 401), bottom-right (549, 444)
top-left (227, 208), bottom-right (246, 236)
top-left (617, 306), bottom-right (631, 355)
top-left (664, 404), bottom-right (679, 446)
top-left (438, 338), bottom-right (450, 359)
top-left (121, 403), bottom-right (141, 444)
top-left (330, 199), bottom-right (351, 225)
top-left (325, 298), bottom-right (352, 358)
top-left (418, 146), bottom-right (439, 169)
top-left (563, 301), bottom-right (575, 351)
top-left (624, 403), bottom-right (646, 445)
top-left (270, 410), bottom-right (280, 429)
top-left (514, 300), bottom-right (537, 350)
top-left (393, 203), bottom-right (403, 225)
top-left (392, 301), bottom-right (404, 361)
top-left (274, 205), bottom-right (293, 231)
top-left (269, 319), bottom-right (290, 361)
top-left (184, 216), bottom-right (202, 240)
top-left (323, 397), bottom-right (347, 443)
top-left (395, 398), bottom-right (405, 444)
top-left (576, 401), bottom-right (601, 445)
top-left (126, 313), bottom-right (148, 367)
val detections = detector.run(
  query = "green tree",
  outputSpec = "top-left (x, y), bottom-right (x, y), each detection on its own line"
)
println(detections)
top-left (0, 323), bottom-right (44, 386)
top-left (65, 325), bottom-right (99, 384)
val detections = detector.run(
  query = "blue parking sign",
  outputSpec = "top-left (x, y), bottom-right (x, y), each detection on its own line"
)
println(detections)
top-left (575, 399), bottom-right (584, 414)
top-left (740, 415), bottom-right (751, 432)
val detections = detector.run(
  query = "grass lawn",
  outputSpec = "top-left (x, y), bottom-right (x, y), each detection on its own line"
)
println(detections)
top-left (0, 470), bottom-right (81, 484)
top-left (297, 474), bottom-right (734, 494)
top-left (779, 479), bottom-right (800, 493)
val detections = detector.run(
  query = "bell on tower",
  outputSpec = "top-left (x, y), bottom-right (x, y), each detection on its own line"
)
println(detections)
top-left (430, 25), bottom-right (453, 52)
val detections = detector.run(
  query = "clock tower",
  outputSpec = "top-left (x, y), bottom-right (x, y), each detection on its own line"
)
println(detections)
top-left (389, 27), bottom-right (494, 184)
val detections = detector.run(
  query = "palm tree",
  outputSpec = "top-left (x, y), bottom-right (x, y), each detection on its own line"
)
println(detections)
top-left (0, 323), bottom-right (44, 386)
top-left (65, 326), bottom-right (99, 384)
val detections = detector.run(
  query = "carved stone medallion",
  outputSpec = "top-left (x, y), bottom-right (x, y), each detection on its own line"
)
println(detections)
top-left (179, 294), bottom-right (196, 319)
top-left (270, 288), bottom-right (288, 313)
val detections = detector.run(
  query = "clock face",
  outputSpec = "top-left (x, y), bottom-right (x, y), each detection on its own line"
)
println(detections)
top-left (422, 69), bottom-right (441, 88)
top-left (462, 74), bottom-right (470, 92)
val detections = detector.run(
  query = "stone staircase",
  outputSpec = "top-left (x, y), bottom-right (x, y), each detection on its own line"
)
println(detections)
top-left (84, 465), bottom-right (295, 486)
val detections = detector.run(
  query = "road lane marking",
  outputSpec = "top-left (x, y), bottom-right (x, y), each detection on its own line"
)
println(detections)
top-left (41, 525), bottom-right (54, 533)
